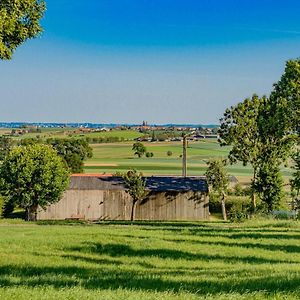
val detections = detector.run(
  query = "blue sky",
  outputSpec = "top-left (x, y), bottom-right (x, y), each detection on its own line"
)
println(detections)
top-left (1, 0), bottom-right (300, 124)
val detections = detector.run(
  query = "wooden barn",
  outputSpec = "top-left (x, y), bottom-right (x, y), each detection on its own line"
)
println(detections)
top-left (37, 175), bottom-right (209, 221)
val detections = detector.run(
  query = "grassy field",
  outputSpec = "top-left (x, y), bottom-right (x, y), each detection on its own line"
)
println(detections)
top-left (0, 220), bottom-right (299, 299)
top-left (84, 140), bottom-right (293, 183)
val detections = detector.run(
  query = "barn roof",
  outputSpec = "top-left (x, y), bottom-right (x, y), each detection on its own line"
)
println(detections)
top-left (69, 175), bottom-right (208, 192)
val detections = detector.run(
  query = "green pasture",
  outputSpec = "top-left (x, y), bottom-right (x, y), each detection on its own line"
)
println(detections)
top-left (0, 220), bottom-right (299, 299)
top-left (84, 140), bottom-right (293, 182)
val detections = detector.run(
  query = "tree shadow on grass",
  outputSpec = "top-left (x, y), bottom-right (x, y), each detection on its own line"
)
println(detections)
top-left (0, 264), bottom-right (299, 296)
top-left (163, 237), bottom-right (300, 254)
top-left (68, 242), bottom-right (291, 264)
top-left (61, 254), bottom-right (123, 266)
top-left (187, 229), bottom-right (300, 240)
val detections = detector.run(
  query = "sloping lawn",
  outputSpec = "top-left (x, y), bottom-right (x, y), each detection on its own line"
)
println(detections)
top-left (0, 220), bottom-right (299, 299)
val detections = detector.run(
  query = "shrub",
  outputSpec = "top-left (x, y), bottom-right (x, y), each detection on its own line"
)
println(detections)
top-left (167, 151), bottom-right (173, 156)
top-left (1, 198), bottom-right (14, 218)
top-left (209, 194), bottom-right (251, 222)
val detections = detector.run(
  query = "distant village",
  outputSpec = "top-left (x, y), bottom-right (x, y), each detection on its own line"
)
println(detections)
top-left (1, 122), bottom-right (219, 141)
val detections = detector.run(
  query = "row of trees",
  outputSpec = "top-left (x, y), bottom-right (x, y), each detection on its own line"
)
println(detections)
top-left (0, 137), bottom-right (93, 173)
top-left (207, 59), bottom-right (300, 219)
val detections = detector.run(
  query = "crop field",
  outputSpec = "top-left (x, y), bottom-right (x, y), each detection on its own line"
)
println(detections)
top-left (0, 220), bottom-right (299, 299)
top-left (84, 140), bottom-right (293, 183)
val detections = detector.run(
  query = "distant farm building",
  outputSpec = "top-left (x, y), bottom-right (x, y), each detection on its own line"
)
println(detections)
top-left (37, 175), bottom-right (209, 221)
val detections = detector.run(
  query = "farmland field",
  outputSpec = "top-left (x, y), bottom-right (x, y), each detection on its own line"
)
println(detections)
top-left (0, 220), bottom-right (299, 299)
top-left (4, 128), bottom-right (143, 141)
top-left (84, 140), bottom-right (293, 183)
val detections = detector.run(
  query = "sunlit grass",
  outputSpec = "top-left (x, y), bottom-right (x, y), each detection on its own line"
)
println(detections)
top-left (0, 220), bottom-right (299, 299)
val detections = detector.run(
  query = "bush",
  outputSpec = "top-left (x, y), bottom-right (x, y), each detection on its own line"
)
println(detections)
top-left (1, 198), bottom-right (14, 218)
top-left (167, 151), bottom-right (173, 156)
top-left (272, 210), bottom-right (297, 220)
top-left (209, 194), bottom-right (251, 222)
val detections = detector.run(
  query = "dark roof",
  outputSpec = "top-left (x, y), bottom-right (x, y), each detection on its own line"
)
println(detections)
top-left (69, 176), bottom-right (208, 192)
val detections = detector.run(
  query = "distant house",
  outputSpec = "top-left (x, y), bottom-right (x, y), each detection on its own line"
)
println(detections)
top-left (37, 175), bottom-right (209, 221)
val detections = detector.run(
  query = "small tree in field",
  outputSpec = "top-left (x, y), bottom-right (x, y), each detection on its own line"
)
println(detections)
top-left (167, 151), bottom-right (173, 156)
top-left (205, 158), bottom-right (229, 221)
top-left (0, 144), bottom-right (69, 221)
top-left (132, 142), bottom-right (146, 158)
top-left (121, 170), bottom-right (148, 221)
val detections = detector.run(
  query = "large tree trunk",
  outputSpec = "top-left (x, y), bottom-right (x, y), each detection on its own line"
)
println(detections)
top-left (221, 193), bottom-right (227, 221)
top-left (26, 205), bottom-right (38, 221)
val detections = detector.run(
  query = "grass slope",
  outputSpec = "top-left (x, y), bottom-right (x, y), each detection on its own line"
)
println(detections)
top-left (0, 220), bottom-right (299, 299)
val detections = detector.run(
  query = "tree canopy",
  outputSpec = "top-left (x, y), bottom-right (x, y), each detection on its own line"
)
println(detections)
top-left (121, 170), bottom-right (148, 221)
top-left (0, 0), bottom-right (45, 60)
top-left (47, 139), bottom-right (93, 173)
top-left (0, 144), bottom-right (69, 221)
top-left (132, 142), bottom-right (147, 158)
top-left (205, 158), bottom-right (229, 220)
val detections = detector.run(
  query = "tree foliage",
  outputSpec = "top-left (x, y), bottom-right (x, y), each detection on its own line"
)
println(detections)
top-left (205, 158), bottom-right (229, 220)
top-left (254, 161), bottom-right (283, 212)
top-left (121, 170), bottom-right (148, 221)
top-left (0, 144), bottom-right (69, 221)
top-left (270, 59), bottom-right (300, 134)
top-left (132, 142), bottom-right (146, 158)
top-left (291, 151), bottom-right (300, 199)
top-left (0, 0), bottom-right (45, 59)
top-left (219, 59), bottom-right (299, 211)
top-left (47, 139), bottom-right (93, 173)
top-left (0, 136), bottom-right (13, 160)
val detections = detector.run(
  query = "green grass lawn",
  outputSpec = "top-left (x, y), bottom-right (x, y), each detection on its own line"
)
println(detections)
top-left (0, 220), bottom-right (299, 299)
top-left (84, 140), bottom-right (293, 183)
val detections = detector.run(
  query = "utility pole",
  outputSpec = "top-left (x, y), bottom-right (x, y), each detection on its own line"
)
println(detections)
top-left (182, 135), bottom-right (187, 177)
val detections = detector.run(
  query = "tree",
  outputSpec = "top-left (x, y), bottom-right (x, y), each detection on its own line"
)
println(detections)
top-left (167, 150), bottom-right (173, 156)
top-left (219, 95), bottom-right (265, 209)
top-left (0, 144), bottom-right (69, 221)
top-left (132, 142), bottom-right (146, 158)
top-left (121, 170), bottom-right (148, 221)
top-left (219, 93), bottom-right (295, 210)
top-left (205, 158), bottom-right (229, 221)
top-left (47, 139), bottom-right (93, 173)
top-left (0, 136), bottom-right (13, 160)
top-left (270, 59), bottom-right (300, 134)
top-left (254, 161), bottom-right (283, 212)
top-left (0, 0), bottom-right (46, 60)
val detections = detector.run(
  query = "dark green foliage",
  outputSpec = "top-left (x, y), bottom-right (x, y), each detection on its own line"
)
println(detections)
top-left (167, 151), bottom-right (173, 156)
top-left (209, 194), bottom-right (251, 221)
top-left (0, 0), bottom-right (45, 59)
top-left (254, 162), bottom-right (283, 212)
top-left (271, 59), bottom-right (300, 134)
top-left (291, 151), bottom-right (300, 200)
top-left (145, 152), bottom-right (154, 158)
top-left (0, 136), bottom-right (13, 160)
top-left (0, 144), bottom-right (69, 221)
top-left (47, 139), bottom-right (93, 173)
top-left (1, 197), bottom-right (14, 218)
top-left (132, 142), bottom-right (147, 158)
